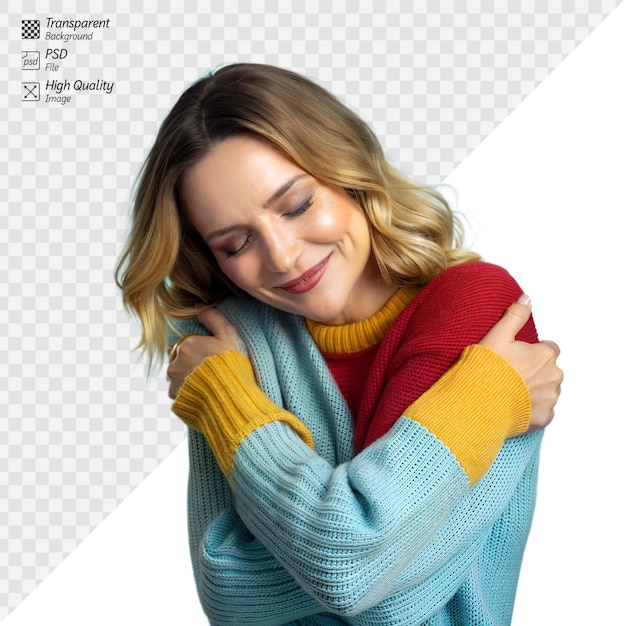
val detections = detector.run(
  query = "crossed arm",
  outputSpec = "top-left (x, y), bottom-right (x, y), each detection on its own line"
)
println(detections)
top-left (168, 269), bottom-right (561, 623)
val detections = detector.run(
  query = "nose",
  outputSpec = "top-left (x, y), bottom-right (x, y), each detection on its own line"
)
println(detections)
top-left (260, 225), bottom-right (301, 274)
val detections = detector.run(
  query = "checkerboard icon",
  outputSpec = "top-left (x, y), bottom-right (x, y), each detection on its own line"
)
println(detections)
top-left (22, 19), bottom-right (40, 39)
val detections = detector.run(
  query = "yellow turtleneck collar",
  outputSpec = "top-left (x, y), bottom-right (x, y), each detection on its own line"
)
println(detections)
top-left (305, 284), bottom-right (421, 354)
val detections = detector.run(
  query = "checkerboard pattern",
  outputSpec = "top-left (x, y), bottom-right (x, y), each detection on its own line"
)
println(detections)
top-left (21, 19), bottom-right (39, 39)
top-left (1, 0), bottom-right (622, 619)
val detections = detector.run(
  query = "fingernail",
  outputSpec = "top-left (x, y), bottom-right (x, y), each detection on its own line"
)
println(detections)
top-left (517, 293), bottom-right (531, 307)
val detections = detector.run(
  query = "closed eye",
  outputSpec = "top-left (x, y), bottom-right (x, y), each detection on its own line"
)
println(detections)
top-left (220, 193), bottom-right (314, 258)
top-left (224, 234), bottom-right (252, 258)
top-left (285, 196), bottom-right (313, 218)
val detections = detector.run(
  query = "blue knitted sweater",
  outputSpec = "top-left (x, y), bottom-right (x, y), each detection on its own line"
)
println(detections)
top-left (175, 295), bottom-right (542, 625)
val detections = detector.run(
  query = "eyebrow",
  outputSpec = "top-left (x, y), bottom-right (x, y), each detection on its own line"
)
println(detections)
top-left (204, 173), bottom-right (308, 243)
top-left (262, 174), bottom-right (307, 208)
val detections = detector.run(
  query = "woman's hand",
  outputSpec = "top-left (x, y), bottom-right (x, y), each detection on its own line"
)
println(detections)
top-left (479, 295), bottom-right (563, 432)
top-left (167, 309), bottom-right (246, 399)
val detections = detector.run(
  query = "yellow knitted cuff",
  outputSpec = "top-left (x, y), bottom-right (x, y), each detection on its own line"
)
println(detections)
top-left (172, 351), bottom-right (314, 477)
top-left (404, 344), bottom-right (531, 486)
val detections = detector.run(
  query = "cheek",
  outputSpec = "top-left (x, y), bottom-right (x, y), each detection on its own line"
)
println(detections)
top-left (217, 258), bottom-right (259, 291)
top-left (309, 201), bottom-right (357, 241)
top-left (317, 204), bottom-right (371, 255)
top-left (312, 211), bottom-right (341, 236)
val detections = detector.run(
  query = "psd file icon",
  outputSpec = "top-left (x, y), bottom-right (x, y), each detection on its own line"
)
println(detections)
top-left (22, 51), bottom-right (40, 70)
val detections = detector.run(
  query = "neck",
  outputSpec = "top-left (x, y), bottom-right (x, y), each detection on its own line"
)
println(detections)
top-left (306, 284), bottom-right (421, 353)
top-left (325, 258), bottom-right (398, 325)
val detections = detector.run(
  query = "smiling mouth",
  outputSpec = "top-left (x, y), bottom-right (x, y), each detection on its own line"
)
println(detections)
top-left (277, 254), bottom-right (332, 294)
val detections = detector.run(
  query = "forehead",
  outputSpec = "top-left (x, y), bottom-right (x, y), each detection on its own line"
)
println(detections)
top-left (181, 135), bottom-right (304, 217)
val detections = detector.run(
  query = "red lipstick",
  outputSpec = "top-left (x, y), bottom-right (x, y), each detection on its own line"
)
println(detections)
top-left (277, 254), bottom-right (331, 294)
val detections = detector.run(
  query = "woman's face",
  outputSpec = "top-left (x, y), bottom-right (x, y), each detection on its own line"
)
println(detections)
top-left (181, 134), bottom-right (394, 324)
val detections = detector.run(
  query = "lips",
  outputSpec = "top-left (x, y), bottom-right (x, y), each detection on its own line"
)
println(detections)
top-left (277, 254), bottom-right (332, 294)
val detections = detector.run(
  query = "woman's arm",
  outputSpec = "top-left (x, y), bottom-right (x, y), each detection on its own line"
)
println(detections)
top-left (178, 366), bottom-right (537, 620)
top-left (172, 318), bottom-right (333, 625)
top-left (356, 262), bottom-right (559, 478)
top-left (185, 428), bottom-right (327, 625)
top-left (170, 288), bottom-right (559, 619)
top-left (183, 410), bottom-right (541, 624)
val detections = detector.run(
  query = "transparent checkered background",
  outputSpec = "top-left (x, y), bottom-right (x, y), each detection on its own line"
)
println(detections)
top-left (1, 0), bottom-right (621, 619)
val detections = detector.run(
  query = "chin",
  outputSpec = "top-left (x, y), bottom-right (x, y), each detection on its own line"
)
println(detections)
top-left (257, 285), bottom-right (350, 323)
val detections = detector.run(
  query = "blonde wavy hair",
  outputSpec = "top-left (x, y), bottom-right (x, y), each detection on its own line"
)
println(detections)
top-left (115, 63), bottom-right (479, 370)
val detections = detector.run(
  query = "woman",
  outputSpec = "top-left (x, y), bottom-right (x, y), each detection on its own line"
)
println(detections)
top-left (116, 64), bottom-right (562, 625)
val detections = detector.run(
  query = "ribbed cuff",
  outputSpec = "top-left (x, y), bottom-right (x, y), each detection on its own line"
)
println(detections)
top-left (172, 351), bottom-right (314, 477)
top-left (404, 344), bottom-right (531, 486)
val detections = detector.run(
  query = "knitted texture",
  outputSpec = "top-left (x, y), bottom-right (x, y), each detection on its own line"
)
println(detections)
top-left (306, 284), bottom-right (420, 353)
top-left (404, 344), bottom-right (530, 485)
top-left (310, 262), bottom-right (535, 484)
top-left (307, 284), bottom-right (420, 420)
top-left (173, 351), bottom-right (314, 476)
top-left (352, 261), bottom-right (537, 450)
top-left (173, 261), bottom-right (542, 624)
